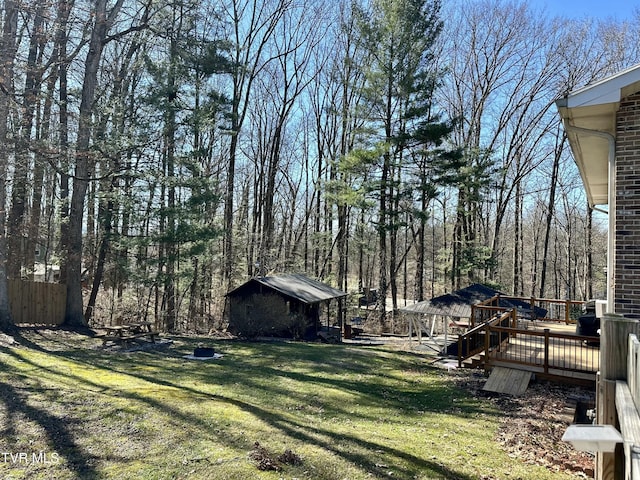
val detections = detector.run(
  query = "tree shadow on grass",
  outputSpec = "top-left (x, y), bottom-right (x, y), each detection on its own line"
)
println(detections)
top-left (53, 350), bottom-right (480, 479)
top-left (67, 353), bottom-right (478, 480)
top-left (1, 334), bottom-right (486, 479)
top-left (0, 327), bottom-right (100, 480)
top-left (9, 326), bottom-right (97, 353)
top-left (0, 373), bottom-right (101, 479)
top-left (0, 346), bottom-right (255, 466)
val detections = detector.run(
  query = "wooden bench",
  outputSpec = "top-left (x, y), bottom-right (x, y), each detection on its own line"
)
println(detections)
top-left (117, 331), bottom-right (159, 344)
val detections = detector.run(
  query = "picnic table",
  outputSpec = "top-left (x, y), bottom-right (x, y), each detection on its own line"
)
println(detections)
top-left (98, 322), bottom-right (159, 346)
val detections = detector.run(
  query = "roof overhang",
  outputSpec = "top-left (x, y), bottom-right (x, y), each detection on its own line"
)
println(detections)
top-left (227, 273), bottom-right (347, 304)
top-left (556, 63), bottom-right (640, 207)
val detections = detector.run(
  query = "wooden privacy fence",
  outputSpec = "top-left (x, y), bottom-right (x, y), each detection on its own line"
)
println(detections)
top-left (8, 279), bottom-right (66, 326)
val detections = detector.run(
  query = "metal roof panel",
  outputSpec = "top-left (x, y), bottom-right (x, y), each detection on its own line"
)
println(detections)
top-left (249, 274), bottom-right (347, 304)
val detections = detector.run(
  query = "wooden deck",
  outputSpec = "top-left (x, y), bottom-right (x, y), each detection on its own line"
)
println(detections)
top-left (488, 320), bottom-right (599, 385)
top-left (458, 314), bottom-right (600, 386)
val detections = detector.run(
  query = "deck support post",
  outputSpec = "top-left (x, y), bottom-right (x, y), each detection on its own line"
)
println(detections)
top-left (597, 314), bottom-right (640, 480)
top-left (483, 323), bottom-right (491, 375)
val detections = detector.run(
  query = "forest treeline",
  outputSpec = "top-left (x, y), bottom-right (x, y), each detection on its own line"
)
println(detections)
top-left (0, 0), bottom-right (638, 332)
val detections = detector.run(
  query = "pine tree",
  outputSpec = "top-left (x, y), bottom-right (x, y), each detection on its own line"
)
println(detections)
top-left (139, 4), bottom-right (231, 330)
top-left (354, 0), bottom-right (452, 327)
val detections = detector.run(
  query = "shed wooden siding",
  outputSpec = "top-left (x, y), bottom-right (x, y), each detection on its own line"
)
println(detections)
top-left (616, 91), bottom-right (640, 319)
top-left (227, 283), bottom-right (322, 338)
top-left (226, 274), bottom-right (346, 339)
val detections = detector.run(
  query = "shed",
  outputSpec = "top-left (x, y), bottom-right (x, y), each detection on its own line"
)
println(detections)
top-left (226, 274), bottom-right (347, 339)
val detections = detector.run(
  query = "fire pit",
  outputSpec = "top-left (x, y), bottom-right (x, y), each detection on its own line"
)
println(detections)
top-left (182, 346), bottom-right (223, 361)
top-left (193, 347), bottom-right (216, 358)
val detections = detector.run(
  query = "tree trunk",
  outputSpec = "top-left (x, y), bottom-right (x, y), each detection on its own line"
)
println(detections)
top-left (389, 162), bottom-right (400, 318)
top-left (84, 178), bottom-right (114, 323)
top-left (7, 4), bottom-right (45, 279)
top-left (376, 153), bottom-right (390, 328)
top-left (0, 0), bottom-right (18, 330)
top-left (260, 125), bottom-right (282, 273)
top-left (27, 65), bottom-right (57, 281)
top-left (414, 183), bottom-right (429, 302)
top-left (223, 0), bottom-right (287, 288)
top-left (223, 126), bottom-right (238, 285)
top-left (64, 0), bottom-right (123, 327)
top-left (452, 188), bottom-right (468, 291)
top-left (163, 39), bottom-right (178, 332)
top-left (539, 138), bottom-right (562, 298)
top-left (513, 177), bottom-right (522, 295)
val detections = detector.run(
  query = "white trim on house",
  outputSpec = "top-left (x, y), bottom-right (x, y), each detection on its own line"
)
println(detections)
top-left (555, 63), bottom-right (640, 314)
top-left (556, 62), bottom-right (640, 207)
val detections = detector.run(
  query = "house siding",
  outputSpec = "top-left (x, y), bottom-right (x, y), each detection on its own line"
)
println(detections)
top-left (615, 91), bottom-right (640, 319)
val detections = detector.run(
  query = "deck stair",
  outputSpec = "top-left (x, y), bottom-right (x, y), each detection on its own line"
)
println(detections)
top-left (462, 353), bottom-right (485, 369)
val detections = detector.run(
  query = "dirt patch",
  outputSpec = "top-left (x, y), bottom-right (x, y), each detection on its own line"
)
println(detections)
top-left (457, 370), bottom-right (595, 478)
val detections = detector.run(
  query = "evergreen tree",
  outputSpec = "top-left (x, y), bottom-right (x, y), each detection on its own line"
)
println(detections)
top-left (354, 0), bottom-right (453, 327)
top-left (139, 4), bottom-right (231, 330)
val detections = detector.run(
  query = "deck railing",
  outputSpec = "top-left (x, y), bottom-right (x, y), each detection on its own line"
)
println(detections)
top-left (457, 310), bottom-right (514, 364)
top-left (502, 295), bottom-right (584, 323)
top-left (613, 334), bottom-right (640, 480)
top-left (486, 325), bottom-right (600, 375)
top-left (457, 302), bottom-right (599, 380)
top-left (470, 302), bottom-right (513, 328)
top-left (471, 294), bottom-right (585, 326)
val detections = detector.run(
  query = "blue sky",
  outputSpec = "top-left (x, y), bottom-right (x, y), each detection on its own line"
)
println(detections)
top-left (538, 0), bottom-right (637, 20)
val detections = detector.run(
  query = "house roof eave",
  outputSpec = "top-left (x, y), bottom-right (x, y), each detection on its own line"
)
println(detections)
top-left (556, 102), bottom-right (616, 207)
top-left (555, 63), bottom-right (640, 207)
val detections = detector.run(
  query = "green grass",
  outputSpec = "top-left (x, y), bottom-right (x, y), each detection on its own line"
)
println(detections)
top-left (0, 332), bottom-right (578, 480)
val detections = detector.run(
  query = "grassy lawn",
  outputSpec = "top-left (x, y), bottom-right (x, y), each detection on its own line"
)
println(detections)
top-left (0, 330), bottom-right (579, 480)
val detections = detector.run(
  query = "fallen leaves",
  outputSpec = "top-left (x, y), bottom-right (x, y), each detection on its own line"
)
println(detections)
top-left (249, 441), bottom-right (302, 472)
top-left (456, 371), bottom-right (595, 478)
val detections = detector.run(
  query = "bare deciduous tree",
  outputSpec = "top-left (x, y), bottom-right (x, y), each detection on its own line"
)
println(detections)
top-left (0, 0), bottom-right (18, 330)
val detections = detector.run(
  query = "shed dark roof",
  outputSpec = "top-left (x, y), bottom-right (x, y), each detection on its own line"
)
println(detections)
top-left (228, 274), bottom-right (347, 305)
top-left (401, 284), bottom-right (498, 318)
top-left (400, 284), bottom-right (547, 319)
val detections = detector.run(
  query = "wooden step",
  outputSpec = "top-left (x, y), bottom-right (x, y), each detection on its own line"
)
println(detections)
top-left (462, 354), bottom-right (485, 368)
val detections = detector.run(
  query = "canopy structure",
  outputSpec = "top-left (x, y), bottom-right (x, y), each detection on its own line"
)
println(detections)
top-left (400, 284), bottom-right (500, 354)
top-left (401, 284), bottom-right (500, 318)
top-left (401, 284), bottom-right (545, 319)
top-left (400, 284), bottom-right (547, 354)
